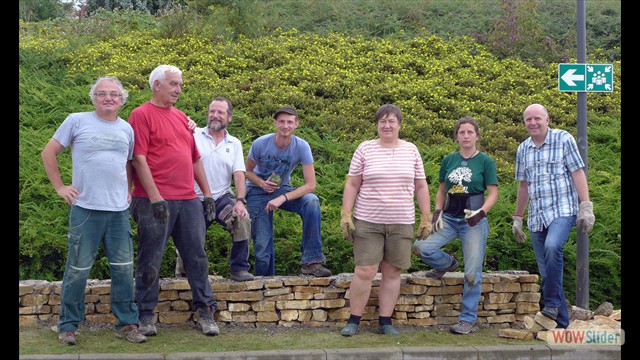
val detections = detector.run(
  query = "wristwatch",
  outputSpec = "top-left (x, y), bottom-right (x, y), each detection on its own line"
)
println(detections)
top-left (236, 197), bottom-right (247, 205)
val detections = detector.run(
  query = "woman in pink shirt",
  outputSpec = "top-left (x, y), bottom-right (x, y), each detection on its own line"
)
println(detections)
top-left (339, 104), bottom-right (433, 336)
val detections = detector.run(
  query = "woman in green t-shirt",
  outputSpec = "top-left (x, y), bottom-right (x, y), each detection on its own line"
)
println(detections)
top-left (412, 116), bottom-right (498, 335)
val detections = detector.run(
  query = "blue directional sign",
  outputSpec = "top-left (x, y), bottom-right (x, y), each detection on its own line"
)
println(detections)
top-left (558, 63), bottom-right (613, 92)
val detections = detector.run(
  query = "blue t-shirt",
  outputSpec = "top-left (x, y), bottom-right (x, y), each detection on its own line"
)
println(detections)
top-left (246, 134), bottom-right (313, 187)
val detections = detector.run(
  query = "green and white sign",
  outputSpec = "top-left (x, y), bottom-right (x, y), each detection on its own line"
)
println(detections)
top-left (558, 63), bottom-right (613, 92)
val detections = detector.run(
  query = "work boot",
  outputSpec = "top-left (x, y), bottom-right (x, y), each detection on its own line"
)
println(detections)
top-left (424, 254), bottom-right (459, 279)
top-left (116, 324), bottom-right (147, 343)
top-left (450, 320), bottom-right (478, 334)
top-left (301, 263), bottom-right (332, 277)
top-left (378, 324), bottom-right (400, 336)
top-left (541, 306), bottom-right (559, 320)
top-left (196, 307), bottom-right (220, 336)
top-left (58, 331), bottom-right (77, 346)
top-left (230, 270), bottom-right (254, 282)
top-left (341, 323), bottom-right (359, 337)
top-left (138, 316), bottom-right (157, 336)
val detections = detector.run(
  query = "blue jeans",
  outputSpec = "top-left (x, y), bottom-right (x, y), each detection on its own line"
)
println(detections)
top-left (205, 195), bottom-right (250, 273)
top-left (412, 213), bottom-right (488, 323)
top-left (131, 197), bottom-right (217, 319)
top-left (530, 216), bottom-right (575, 329)
top-left (58, 206), bottom-right (138, 332)
top-left (246, 185), bottom-right (326, 276)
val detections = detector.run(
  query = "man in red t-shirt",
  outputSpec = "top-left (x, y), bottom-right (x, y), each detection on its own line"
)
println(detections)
top-left (129, 65), bottom-right (219, 337)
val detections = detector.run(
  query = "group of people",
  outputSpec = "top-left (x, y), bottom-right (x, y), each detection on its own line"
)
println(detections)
top-left (41, 64), bottom-right (596, 346)
top-left (43, 65), bottom-right (331, 345)
top-left (338, 103), bottom-right (595, 337)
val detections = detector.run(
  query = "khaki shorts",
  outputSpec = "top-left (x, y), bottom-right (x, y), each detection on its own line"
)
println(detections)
top-left (352, 218), bottom-right (414, 269)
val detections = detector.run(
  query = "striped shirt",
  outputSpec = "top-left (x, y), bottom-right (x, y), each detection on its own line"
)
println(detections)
top-left (515, 128), bottom-right (584, 232)
top-left (349, 139), bottom-right (426, 224)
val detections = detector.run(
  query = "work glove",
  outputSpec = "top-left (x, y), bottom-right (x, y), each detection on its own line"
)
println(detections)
top-left (151, 200), bottom-right (169, 224)
top-left (340, 209), bottom-right (356, 242)
top-left (203, 197), bottom-right (217, 222)
top-left (576, 201), bottom-right (595, 233)
top-left (464, 208), bottom-right (486, 227)
top-left (431, 209), bottom-right (443, 234)
top-left (417, 212), bottom-right (433, 239)
top-left (512, 215), bottom-right (526, 244)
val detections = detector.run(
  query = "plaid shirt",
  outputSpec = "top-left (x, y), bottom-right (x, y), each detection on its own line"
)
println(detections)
top-left (515, 128), bottom-right (585, 232)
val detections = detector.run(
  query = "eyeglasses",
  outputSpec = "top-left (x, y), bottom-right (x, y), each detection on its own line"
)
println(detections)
top-left (94, 91), bottom-right (123, 98)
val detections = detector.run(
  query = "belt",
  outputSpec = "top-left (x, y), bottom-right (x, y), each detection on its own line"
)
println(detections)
top-left (443, 193), bottom-right (484, 217)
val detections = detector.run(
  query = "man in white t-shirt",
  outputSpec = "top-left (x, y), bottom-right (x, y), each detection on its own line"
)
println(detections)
top-left (175, 97), bottom-right (253, 282)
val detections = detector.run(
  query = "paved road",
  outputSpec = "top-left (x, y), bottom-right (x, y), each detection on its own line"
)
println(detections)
top-left (19, 344), bottom-right (622, 359)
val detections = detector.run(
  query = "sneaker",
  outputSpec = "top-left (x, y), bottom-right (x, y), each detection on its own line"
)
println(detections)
top-left (58, 331), bottom-right (76, 346)
top-left (378, 324), bottom-right (400, 336)
top-left (301, 263), bottom-right (332, 277)
top-left (230, 270), bottom-right (254, 282)
top-left (341, 323), bottom-right (359, 337)
top-left (138, 317), bottom-right (157, 336)
top-left (424, 254), bottom-right (459, 279)
top-left (450, 320), bottom-right (478, 334)
top-left (197, 307), bottom-right (220, 336)
top-left (116, 324), bottom-right (147, 343)
top-left (541, 306), bottom-right (559, 320)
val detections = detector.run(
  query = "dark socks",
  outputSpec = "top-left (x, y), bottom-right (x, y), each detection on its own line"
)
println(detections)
top-left (347, 314), bottom-right (362, 325)
top-left (379, 316), bottom-right (392, 326)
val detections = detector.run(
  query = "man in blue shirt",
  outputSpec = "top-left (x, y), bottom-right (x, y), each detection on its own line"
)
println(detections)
top-left (512, 103), bottom-right (595, 329)
top-left (244, 106), bottom-right (331, 277)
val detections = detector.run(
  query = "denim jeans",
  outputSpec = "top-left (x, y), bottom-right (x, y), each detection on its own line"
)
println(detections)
top-left (205, 194), bottom-right (250, 273)
top-left (530, 215), bottom-right (575, 329)
top-left (58, 206), bottom-right (138, 332)
top-left (412, 213), bottom-right (488, 323)
top-left (246, 185), bottom-right (326, 276)
top-left (131, 197), bottom-right (217, 319)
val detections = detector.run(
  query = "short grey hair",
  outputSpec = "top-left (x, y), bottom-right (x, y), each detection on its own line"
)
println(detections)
top-left (149, 65), bottom-right (182, 90)
top-left (89, 76), bottom-right (128, 105)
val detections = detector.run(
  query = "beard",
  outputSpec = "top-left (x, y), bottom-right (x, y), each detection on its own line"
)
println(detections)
top-left (208, 120), bottom-right (227, 131)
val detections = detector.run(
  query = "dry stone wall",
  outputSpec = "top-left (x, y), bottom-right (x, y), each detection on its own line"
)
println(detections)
top-left (19, 271), bottom-right (541, 329)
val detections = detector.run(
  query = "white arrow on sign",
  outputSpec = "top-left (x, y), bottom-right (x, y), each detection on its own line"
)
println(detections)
top-left (561, 69), bottom-right (584, 86)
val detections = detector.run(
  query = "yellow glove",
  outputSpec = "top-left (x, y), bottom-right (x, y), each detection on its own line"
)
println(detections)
top-left (512, 215), bottom-right (526, 244)
top-left (417, 212), bottom-right (433, 239)
top-left (340, 209), bottom-right (356, 242)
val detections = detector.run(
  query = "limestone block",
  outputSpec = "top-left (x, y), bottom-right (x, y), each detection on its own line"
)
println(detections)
top-left (256, 311), bottom-right (278, 322)
top-left (534, 311), bottom-right (557, 330)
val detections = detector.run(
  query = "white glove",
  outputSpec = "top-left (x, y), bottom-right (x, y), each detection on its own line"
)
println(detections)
top-left (431, 209), bottom-right (443, 234)
top-left (512, 216), bottom-right (526, 244)
top-left (463, 208), bottom-right (486, 227)
top-left (576, 201), bottom-right (595, 233)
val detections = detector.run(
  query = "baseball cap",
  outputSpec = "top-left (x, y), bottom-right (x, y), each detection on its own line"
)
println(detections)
top-left (273, 106), bottom-right (298, 119)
